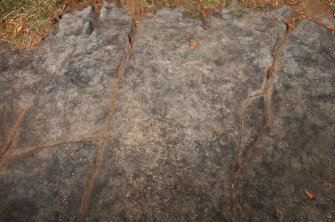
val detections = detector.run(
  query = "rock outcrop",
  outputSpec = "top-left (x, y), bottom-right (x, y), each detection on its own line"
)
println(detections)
top-left (0, 2), bottom-right (334, 221)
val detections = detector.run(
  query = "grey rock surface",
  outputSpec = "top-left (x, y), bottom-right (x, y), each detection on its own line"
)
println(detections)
top-left (84, 7), bottom-right (287, 222)
top-left (234, 20), bottom-right (335, 222)
top-left (12, 3), bottom-right (133, 149)
top-left (0, 48), bottom-right (46, 152)
top-left (0, 2), bottom-right (334, 222)
top-left (0, 142), bottom-right (99, 221)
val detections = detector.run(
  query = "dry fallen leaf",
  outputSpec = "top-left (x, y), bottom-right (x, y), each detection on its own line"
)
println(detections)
top-left (31, 38), bottom-right (40, 46)
top-left (288, 0), bottom-right (299, 5)
top-left (14, 26), bottom-right (23, 37)
top-left (272, 1), bottom-right (279, 7)
top-left (304, 189), bottom-right (314, 199)
top-left (17, 26), bottom-right (23, 33)
top-left (188, 41), bottom-right (197, 49)
top-left (326, 25), bottom-right (334, 31)
top-left (201, 24), bottom-right (209, 30)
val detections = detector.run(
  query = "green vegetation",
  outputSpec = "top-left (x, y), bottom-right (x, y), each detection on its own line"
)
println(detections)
top-left (0, 0), bottom-right (64, 48)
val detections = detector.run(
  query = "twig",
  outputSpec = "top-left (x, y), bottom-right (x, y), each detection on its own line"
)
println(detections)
top-left (1, 10), bottom-right (16, 22)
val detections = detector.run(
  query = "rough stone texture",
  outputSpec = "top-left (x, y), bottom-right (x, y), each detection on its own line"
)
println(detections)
top-left (84, 7), bottom-right (288, 222)
top-left (0, 48), bottom-right (45, 152)
top-left (10, 4), bottom-right (133, 150)
top-left (1, 3), bottom-right (335, 222)
top-left (0, 141), bottom-right (99, 221)
top-left (234, 20), bottom-right (335, 222)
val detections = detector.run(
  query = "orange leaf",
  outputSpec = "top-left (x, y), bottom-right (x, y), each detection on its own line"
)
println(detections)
top-left (304, 189), bottom-right (314, 199)
top-left (17, 26), bottom-right (23, 33)
top-left (201, 24), bottom-right (209, 30)
top-left (188, 41), bottom-right (197, 49)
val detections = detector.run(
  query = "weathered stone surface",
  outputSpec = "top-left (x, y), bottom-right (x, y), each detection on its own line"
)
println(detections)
top-left (0, 48), bottom-right (46, 152)
top-left (11, 3), bottom-right (134, 149)
top-left (0, 141), bottom-right (99, 221)
top-left (84, 7), bottom-right (289, 221)
top-left (234, 20), bottom-right (335, 221)
top-left (1, 3), bottom-right (335, 222)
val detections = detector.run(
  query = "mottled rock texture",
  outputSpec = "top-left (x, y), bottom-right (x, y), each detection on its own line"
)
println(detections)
top-left (0, 142), bottom-right (99, 221)
top-left (0, 2), bottom-right (334, 222)
top-left (234, 20), bottom-right (335, 222)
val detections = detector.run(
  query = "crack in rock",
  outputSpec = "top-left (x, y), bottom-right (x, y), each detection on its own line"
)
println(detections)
top-left (1, 45), bottom-right (77, 158)
top-left (75, 4), bottom-right (138, 222)
top-left (1, 3), bottom-right (334, 222)
top-left (230, 11), bottom-right (300, 221)
top-left (0, 134), bottom-right (103, 163)
top-left (232, 19), bottom-right (335, 221)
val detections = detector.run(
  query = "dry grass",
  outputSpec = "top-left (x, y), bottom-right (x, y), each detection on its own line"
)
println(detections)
top-left (0, 0), bottom-right (102, 49)
top-left (0, 0), bottom-right (64, 49)
top-left (0, 0), bottom-right (334, 49)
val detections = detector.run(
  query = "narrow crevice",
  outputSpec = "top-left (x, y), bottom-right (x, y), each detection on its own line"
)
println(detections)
top-left (229, 15), bottom-right (299, 221)
top-left (75, 20), bottom-right (138, 222)
top-left (1, 46), bottom-right (77, 158)
top-left (2, 93), bottom-right (41, 153)
top-left (0, 134), bottom-right (104, 163)
top-left (305, 16), bottom-right (335, 35)
top-left (235, 92), bottom-right (264, 169)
